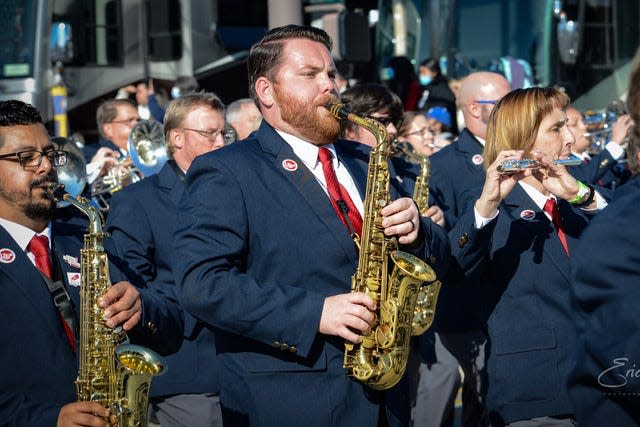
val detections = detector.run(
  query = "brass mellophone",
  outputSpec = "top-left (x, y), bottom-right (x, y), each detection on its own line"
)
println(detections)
top-left (497, 157), bottom-right (582, 174)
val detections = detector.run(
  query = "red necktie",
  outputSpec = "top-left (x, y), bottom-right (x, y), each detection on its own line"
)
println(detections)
top-left (318, 147), bottom-right (363, 237)
top-left (29, 235), bottom-right (53, 278)
top-left (543, 198), bottom-right (569, 256)
top-left (28, 235), bottom-right (76, 350)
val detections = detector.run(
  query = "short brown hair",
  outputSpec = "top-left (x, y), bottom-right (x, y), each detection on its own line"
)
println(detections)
top-left (96, 99), bottom-right (136, 139)
top-left (484, 87), bottom-right (570, 169)
top-left (247, 25), bottom-right (332, 109)
top-left (163, 92), bottom-right (225, 157)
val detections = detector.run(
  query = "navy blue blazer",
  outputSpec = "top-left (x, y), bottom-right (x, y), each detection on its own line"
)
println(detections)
top-left (173, 121), bottom-right (451, 426)
top-left (106, 160), bottom-right (219, 397)
top-left (0, 223), bottom-right (83, 426)
top-left (0, 217), bottom-right (182, 426)
top-left (449, 185), bottom-right (591, 424)
top-left (568, 175), bottom-right (640, 425)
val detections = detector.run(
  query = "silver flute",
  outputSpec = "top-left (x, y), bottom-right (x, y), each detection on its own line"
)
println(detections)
top-left (497, 156), bottom-right (583, 174)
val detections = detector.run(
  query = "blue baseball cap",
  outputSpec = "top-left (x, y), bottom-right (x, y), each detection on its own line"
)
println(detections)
top-left (426, 106), bottom-right (452, 128)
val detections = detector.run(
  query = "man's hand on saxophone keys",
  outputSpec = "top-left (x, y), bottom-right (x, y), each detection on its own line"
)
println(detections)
top-left (381, 197), bottom-right (422, 245)
top-left (422, 205), bottom-right (445, 228)
top-left (98, 281), bottom-right (142, 331)
top-left (57, 401), bottom-right (111, 427)
top-left (319, 293), bottom-right (377, 344)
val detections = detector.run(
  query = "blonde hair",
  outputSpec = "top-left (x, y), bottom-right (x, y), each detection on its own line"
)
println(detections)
top-left (483, 87), bottom-right (569, 169)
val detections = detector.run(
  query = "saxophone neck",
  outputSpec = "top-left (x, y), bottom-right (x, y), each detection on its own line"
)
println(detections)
top-left (324, 99), bottom-right (389, 149)
top-left (46, 182), bottom-right (103, 233)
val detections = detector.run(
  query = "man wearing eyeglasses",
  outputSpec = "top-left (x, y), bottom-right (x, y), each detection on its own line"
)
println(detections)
top-left (428, 71), bottom-right (512, 427)
top-left (74, 99), bottom-right (142, 199)
top-left (84, 99), bottom-right (140, 161)
top-left (0, 100), bottom-right (183, 426)
top-left (105, 92), bottom-right (227, 427)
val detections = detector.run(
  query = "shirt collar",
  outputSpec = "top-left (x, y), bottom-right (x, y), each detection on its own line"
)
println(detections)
top-left (518, 180), bottom-right (555, 211)
top-left (0, 218), bottom-right (52, 252)
top-left (275, 129), bottom-right (337, 170)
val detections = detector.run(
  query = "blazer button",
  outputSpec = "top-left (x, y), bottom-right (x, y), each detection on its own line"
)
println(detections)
top-left (147, 321), bottom-right (157, 334)
top-left (273, 341), bottom-right (281, 348)
top-left (289, 346), bottom-right (297, 354)
top-left (458, 232), bottom-right (469, 248)
top-left (280, 343), bottom-right (289, 351)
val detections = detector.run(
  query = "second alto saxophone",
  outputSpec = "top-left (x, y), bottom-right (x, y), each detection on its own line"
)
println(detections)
top-left (325, 99), bottom-right (440, 390)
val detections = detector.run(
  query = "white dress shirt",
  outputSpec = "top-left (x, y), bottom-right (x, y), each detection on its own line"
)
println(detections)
top-left (0, 218), bottom-right (52, 267)
top-left (276, 130), bottom-right (364, 216)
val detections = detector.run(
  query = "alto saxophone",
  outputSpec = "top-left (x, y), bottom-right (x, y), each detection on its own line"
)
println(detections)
top-left (48, 182), bottom-right (166, 427)
top-left (391, 140), bottom-right (442, 336)
top-left (325, 101), bottom-right (439, 390)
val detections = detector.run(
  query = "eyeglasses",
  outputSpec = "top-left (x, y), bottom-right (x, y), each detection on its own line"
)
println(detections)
top-left (0, 149), bottom-right (68, 168)
top-left (402, 127), bottom-right (434, 138)
top-left (475, 100), bottom-right (498, 105)
top-left (366, 115), bottom-right (403, 129)
top-left (182, 127), bottom-right (235, 141)
top-left (109, 117), bottom-right (140, 125)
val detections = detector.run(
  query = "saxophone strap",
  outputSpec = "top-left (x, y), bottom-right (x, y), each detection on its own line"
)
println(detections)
top-left (38, 251), bottom-right (78, 350)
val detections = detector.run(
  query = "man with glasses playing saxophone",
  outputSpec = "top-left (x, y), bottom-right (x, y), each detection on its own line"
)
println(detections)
top-left (0, 100), bottom-right (183, 426)
top-left (106, 92), bottom-right (229, 427)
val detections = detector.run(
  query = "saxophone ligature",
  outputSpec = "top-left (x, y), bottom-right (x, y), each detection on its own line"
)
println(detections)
top-left (48, 182), bottom-right (166, 427)
top-left (390, 140), bottom-right (442, 336)
top-left (325, 99), bottom-right (440, 390)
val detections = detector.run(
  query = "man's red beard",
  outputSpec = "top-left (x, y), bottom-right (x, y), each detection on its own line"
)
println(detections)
top-left (273, 87), bottom-right (340, 146)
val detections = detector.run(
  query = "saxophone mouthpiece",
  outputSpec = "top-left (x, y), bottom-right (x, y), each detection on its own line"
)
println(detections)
top-left (46, 181), bottom-right (67, 202)
top-left (324, 94), bottom-right (339, 109)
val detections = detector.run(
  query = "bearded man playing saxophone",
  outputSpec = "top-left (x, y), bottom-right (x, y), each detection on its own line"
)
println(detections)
top-left (173, 25), bottom-right (450, 426)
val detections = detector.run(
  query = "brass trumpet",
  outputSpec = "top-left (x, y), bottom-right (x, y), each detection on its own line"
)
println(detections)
top-left (497, 156), bottom-right (582, 174)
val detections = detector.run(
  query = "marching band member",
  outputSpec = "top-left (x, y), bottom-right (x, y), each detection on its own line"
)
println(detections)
top-left (106, 92), bottom-right (227, 427)
top-left (0, 100), bottom-right (182, 426)
top-left (568, 48), bottom-right (640, 425)
top-left (172, 25), bottom-right (450, 426)
top-left (449, 87), bottom-right (606, 426)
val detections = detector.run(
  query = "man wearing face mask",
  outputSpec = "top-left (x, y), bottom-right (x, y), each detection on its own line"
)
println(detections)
top-left (417, 58), bottom-right (458, 135)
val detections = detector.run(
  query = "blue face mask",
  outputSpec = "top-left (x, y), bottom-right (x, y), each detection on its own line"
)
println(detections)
top-left (419, 75), bottom-right (432, 86)
top-left (171, 86), bottom-right (181, 99)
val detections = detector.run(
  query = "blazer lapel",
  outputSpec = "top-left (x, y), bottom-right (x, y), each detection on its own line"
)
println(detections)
top-left (503, 186), bottom-right (571, 281)
top-left (0, 226), bottom-right (66, 336)
top-left (256, 123), bottom-right (359, 266)
top-left (157, 161), bottom-right (185, 207)
top-left (335, 141), bottom-right (368, 200)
